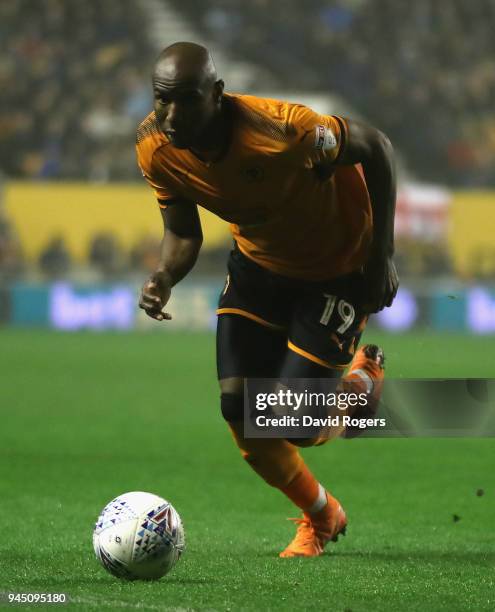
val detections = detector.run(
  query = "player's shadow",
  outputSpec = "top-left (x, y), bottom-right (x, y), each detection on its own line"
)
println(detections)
top-left (259, 550), bottom-right (495, 565)
top-left (15, 576), bottom-right (116, 587)
top-left (19, 576), bottom-right (222, 587)
top-left (335, 550), bottom-right (495, 565)
top-left (164, 577), bottom-right (222, 585)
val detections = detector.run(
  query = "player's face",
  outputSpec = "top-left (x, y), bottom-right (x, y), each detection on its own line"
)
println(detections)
top-left (153, 79), bottom-right (218, 149)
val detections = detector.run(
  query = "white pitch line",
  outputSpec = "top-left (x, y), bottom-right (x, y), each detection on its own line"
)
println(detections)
top-left (71, 596), bottom-right (193, 611)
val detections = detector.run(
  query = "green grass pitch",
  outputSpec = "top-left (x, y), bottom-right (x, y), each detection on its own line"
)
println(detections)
top-left (0, 328), bottom-right (494, 611)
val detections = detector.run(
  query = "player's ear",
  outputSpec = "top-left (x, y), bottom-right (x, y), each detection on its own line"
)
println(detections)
top-left (214, 79), bottom-right (224, 103)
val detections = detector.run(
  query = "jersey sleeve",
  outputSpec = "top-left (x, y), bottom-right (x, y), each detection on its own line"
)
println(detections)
top-left (136, 134), bottom-right (177, 208)
top-left (288, 104), bottom-right (347, 168)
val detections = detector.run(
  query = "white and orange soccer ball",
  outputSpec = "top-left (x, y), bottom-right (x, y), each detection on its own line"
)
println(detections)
top-left (93, 491), bottom-right (185, 580)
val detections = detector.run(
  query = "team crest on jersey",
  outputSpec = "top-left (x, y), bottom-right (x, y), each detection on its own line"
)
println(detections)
top-left (241, 166), bottom-right (265, 183)
top-left (314, 125), bottom-right (337, 151)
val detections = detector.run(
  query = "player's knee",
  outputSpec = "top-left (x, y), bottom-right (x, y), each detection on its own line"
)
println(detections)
top-left (220, 392), bottom-right (244, 422)
top-left (219, 376), bottom-right (244, 396)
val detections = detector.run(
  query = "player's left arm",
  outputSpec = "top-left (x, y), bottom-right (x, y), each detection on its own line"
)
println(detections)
top-left (336, 119), bottom-right (399, 313)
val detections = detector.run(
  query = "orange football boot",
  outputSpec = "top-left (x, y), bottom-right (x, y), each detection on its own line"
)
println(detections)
top-left (279, 492), bottom-right (347, 558)
top-left (346, 344), bottom-right (384, 391)
top-left (342, 344), bottom-right (385, 438)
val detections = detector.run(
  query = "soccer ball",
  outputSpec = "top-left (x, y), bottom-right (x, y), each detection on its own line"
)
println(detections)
top-left (93, 491), bottom-right (185, 580)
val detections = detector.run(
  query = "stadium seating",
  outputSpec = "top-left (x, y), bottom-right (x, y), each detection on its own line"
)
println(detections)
top-left (0, 0), bottom-right (154, 180)
top-left (1, 1), bottom-right (494, 280)
top-left (2, 1), bottom-right (495, 187)
top-left (178, 0), bottom-right (495, 187)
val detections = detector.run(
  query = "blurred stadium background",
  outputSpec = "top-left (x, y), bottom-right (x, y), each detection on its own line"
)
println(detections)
top-left (1, 0), bottom-right (494, 335)
top-left (2, 2), bottom-right (495, 608)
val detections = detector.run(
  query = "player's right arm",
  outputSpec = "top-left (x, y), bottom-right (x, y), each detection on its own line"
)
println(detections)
top-left (139, 199), bottom-right (203, 321)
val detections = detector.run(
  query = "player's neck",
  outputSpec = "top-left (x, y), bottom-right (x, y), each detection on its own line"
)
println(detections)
top-left (189, 98), bottom-right (232, 163)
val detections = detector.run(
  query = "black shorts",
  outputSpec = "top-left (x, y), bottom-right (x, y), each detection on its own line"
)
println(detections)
top-left (217, 247), bottom-right (368, 378)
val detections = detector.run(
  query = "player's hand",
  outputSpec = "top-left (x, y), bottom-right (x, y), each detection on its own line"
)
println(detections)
top-left (362, 255), bottom-right (399, 313)
top-left (139, 271), bottom-right (173, 321)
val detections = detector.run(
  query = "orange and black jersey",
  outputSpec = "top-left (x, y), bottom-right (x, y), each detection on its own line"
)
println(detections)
top-left (136, 93), bottom-right (372, 281)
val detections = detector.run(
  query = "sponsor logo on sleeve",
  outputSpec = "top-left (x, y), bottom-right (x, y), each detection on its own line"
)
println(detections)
top-left (314, 125), bottom-right (337, 151)
top-left (315, 124), bottom-right (325, 149)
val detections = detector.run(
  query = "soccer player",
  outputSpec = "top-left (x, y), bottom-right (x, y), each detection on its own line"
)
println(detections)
top-left (136, 42), bottom-right (398, 557)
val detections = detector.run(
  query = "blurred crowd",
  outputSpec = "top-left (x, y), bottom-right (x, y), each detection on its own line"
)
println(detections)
top-left (1, 1), bottom-right (494, 186)
top-left (2, 0), bottom-right (495, 186)
top-left (187, 0), bottom-right (495, 187)
top-left (0, 0), bottom-right (154, 181)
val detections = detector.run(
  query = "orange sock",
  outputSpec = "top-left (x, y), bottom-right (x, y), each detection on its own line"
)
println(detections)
top-left (280, 463), bottom-right (327, 514)
top-left (227, 424), bottom-right (327, 514)
top-left (228, 423), bottom-right (303, 488)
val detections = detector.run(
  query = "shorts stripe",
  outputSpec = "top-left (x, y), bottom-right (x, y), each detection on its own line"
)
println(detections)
top-left (216, 308), bottom-right (285, 331)
top-left (287, 341), bottom-right (348, 370)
